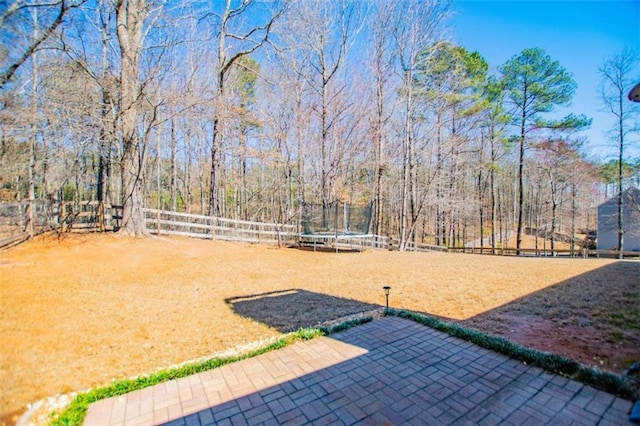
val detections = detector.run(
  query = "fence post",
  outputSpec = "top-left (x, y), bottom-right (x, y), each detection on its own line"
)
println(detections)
top-left (53, 201), bottom-right (60, 231)
top-left (61, 202), bottom-right (67, 232)
top-left (27, 199), bottom-right (34, 238)
top-left (156, 209), bottom-right (161, 235)
top-left (98, 201), bottom-right (105, 232)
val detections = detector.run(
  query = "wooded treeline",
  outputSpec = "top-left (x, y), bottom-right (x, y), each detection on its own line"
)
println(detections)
top-left (1, 0), bottom-right (639, 251)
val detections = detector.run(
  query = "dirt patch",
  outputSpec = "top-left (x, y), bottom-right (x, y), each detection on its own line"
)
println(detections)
top-left (463, 261), bottom-right (640, 371)
top-left (1, 234), bottom-right (638, 425)
top-left (464, 314), bottom-right (639, 371)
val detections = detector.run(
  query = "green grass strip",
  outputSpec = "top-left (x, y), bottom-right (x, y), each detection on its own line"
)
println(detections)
top-left (50, 316), bottom-right (373, 426)
top-left (384, 308), bottom-right (638, 401)
top-left (318, 316), bottom-right (374, 335)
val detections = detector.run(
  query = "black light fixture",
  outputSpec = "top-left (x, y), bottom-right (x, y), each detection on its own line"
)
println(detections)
top-left (383, 286), bottom-right (391, 309)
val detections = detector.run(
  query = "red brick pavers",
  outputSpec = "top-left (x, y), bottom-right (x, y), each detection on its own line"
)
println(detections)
top-left (84, 317), bottom-right (632, 425)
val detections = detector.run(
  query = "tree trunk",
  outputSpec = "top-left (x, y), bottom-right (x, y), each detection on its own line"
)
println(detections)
top-left (97, 89), bottom-right (111, 231)
top-left (184, 134), bottom-right (192, 214)
top-left (550, 180), bottom-right (557, 255)
top-left (373, 55), bottom-right (384, 236)
top-left (170, 119), bottom-right (178, 212)
top-left (617, 99), bottom-right (624, 257)
top-left (116, 0), bottom-right (147, 236)
top-left (28, 21), bottom-right (39, 238)
top-left (570, 183), bottom-right (576, 257)
top-left (209, 87), bottom-right (223, 217)
top-left (478, 134), bottom-right (484, 249)
top-left (448, 114), bottom-right (458, 248)
top-left (295, 88), bottom-right (305, 225)
top-left (516, 109), bottom-right (525, 255)
top-left (97, 8), bottom-right (112, 231)
top-left (209, 2), bottom-right (229, 219)
top-left (490, 126), bottom-right (497, 254)
top-left (241, 131), bottom-right (248, 221)
top-left (400, 69), bottom-right (413, 251)
top-left (320, 66), bottom-right (330, 228)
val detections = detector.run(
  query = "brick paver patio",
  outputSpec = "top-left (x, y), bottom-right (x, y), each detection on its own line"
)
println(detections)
top-left (84, 317), bottom-right (632, 425)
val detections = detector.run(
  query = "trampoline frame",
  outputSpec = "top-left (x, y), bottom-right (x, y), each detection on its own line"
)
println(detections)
top-left (298, 233), bottom-right (377, 252)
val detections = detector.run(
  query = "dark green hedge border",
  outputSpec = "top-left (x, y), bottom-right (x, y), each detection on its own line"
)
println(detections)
top-left (49, 316), bottom-right (373, 426)
top-left (384, 308), bottom-right (638, 401)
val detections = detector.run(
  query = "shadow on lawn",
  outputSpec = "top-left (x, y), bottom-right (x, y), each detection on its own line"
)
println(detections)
top-left (226, 289), bottom-right (380, 332)
top-left (459, 261), bottom-right (640, 372)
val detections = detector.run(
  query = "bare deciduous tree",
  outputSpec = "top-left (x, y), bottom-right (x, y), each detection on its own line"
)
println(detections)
top-left (115, 0), bottom-right (147, 235)
top-left (201, 0), bottom-right (285, 217)
top-left (390, 0), bottom-right (450, 249)
top-left (599, 47), bottom-right (640, 257)
top-left (0, 0), bottom-right (85, 88)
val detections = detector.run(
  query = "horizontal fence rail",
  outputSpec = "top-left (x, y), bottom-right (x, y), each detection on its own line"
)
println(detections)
top-left (448, 247), bottom-right (579, 256)
top-left (60, 201), bottom-right (122, 232)
top-left (448, 246), bottom-right (639, 259)
top-left (583, 249), bottom-right (640, 259)
top-left (144, 209), bottom-right (298, 246)
top-left (0, 200), bottom-right (60, 248)
top-left (298, 234), bottom-right (390, 252)
top-left (372, 237), bottom-right (447, 252)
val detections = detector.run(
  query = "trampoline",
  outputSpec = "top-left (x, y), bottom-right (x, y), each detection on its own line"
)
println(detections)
top-left (299, 202), bottom-right (375, 252)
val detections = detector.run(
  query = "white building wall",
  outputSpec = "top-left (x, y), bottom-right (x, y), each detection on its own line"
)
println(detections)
top-left (597, 188), bottom-right (640, 251)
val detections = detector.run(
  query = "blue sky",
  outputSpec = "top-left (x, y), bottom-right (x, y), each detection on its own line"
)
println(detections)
top-left (451, 0), bottom-right (640, 162)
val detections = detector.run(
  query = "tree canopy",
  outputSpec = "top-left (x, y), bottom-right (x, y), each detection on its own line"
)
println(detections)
top-left (1, 1), bottom-right (626, 252)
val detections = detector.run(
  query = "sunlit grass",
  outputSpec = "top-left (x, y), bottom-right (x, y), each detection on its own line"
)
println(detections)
top-left (49, 317), bottom-right (373, 426)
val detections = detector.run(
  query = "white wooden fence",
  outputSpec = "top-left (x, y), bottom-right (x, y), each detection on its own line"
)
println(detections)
top-left (298, 234), bottom-right (390, 252)
top-left (144, 209), bottom-right (298, 246)
top-left (385, 238), bottom-right (448, 252)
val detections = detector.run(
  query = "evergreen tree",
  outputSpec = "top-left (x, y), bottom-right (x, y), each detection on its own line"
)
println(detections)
top-left (500, 47), bottom-right (577, 254)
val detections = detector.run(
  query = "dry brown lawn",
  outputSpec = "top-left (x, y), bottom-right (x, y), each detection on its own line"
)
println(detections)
top-left (1, 233), bottom-right (638, 425)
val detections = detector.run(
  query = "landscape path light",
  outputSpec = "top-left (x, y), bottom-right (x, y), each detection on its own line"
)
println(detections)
top-left (383, 286), bottom-right (391, 309)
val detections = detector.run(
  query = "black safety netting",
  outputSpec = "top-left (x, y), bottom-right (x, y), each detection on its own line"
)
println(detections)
top-left (301, 202), bottom-right (372, 235)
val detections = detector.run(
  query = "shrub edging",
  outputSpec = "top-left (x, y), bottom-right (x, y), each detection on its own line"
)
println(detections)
top-left (384, 308), bottom-right (638, 401)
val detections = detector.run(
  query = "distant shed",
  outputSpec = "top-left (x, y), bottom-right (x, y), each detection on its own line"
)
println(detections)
top-left (597, 187), bottom-right (640, 251)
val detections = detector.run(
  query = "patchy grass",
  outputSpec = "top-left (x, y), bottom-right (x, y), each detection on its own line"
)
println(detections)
top-left (608, 312), bottom-right (640, 331)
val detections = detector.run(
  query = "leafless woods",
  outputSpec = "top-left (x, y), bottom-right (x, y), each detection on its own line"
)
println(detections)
top-left (1, 0), bottom-right (637, 248)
